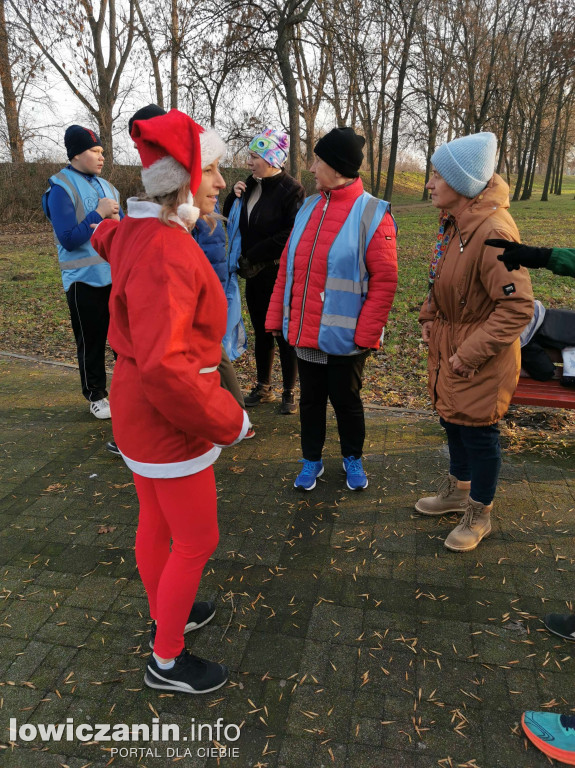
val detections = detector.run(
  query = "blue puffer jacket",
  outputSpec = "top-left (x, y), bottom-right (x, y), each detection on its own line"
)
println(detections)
top-left (193, 202), bottom-right (247, 361)
top-left (194, 208), bottom-right (227, 288)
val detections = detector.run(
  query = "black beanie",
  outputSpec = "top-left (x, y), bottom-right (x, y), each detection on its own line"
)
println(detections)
top-left (64, 125), bottom-right (102, 160)
top-left (128, 104), bottom-right (167, 136)
top-left (314, 127), bottom-right (365, 178)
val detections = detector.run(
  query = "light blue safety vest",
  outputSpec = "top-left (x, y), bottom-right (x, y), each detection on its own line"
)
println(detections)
top-left (44, 168), bottom-right (119, 291)
top-left (283, 191), bottom-right (393, 355)
top-left (222, 199), bottom-right (247, 361)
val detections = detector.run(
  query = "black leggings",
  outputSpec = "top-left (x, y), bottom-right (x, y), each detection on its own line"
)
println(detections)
top-left (245, 268), bottom-right (297, 390)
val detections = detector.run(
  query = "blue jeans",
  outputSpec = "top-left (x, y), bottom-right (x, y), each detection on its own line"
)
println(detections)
top-left (439, 418), bottom-right (502, 505)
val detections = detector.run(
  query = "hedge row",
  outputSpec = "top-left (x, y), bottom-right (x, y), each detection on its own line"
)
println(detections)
top-left (0, 162), bottom-right (319, 223)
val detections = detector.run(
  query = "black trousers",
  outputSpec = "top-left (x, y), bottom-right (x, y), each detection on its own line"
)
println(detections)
top-left (245, 267), bottom-right (297, 390)
top-left (65, 281), bottom-right (111, 402)
top-left (522, 308), bottom-right (575, 381)
top-left (298, 351), bottom-right (369, 461)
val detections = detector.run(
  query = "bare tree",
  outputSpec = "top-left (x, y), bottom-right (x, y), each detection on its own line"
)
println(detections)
top-left (218, 0), bottom-right (316, 179)
top-left (412, 0), bottom-right (458, 199)
top-left (10, 0), bottom-right (136, 163)
top-left (383, 0), bottom-right (422, 200)
top-left (0, 0), bottom-right (26, 160)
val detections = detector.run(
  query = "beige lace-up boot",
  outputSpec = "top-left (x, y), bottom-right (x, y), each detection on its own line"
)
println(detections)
top-left (444, 498), bottom-right (492, 552)
top-left (415, 474), bottom-right (470, 516)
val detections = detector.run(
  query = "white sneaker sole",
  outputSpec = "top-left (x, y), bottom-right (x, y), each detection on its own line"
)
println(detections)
top-left (90, 409), bottom-right (111, 420)
top-left (342, 461), bottom-right (368, 491)
top-left (294, 465), bottom-right (324, 491)
top-left (144, 668), bottom-right (228, 694)
top-left (347, 480), bottom-right (368, 491)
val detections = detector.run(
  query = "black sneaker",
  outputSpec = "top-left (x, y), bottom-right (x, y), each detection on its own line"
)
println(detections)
top-left (145, 649), bottom-right (228, 694)
top-left (244, 383), bottom-right (275, 406)
top-left (280, 389), bottom-right (297, 414)
top-left (543, 612), bottom-right (575, 641)
top-left (106, 440), bottom-right (121, 455)
top-left (149, 600), bottom-right (216, 650)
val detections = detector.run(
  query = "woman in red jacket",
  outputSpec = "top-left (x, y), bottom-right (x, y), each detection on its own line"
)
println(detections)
top-left (266, 127), bottom-right (398, 491)
top-left (92, 111), bottom-right (249, 694)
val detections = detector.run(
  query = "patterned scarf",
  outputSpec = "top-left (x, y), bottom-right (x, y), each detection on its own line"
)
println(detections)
top-left (428, 211), bottom-right (453, 286)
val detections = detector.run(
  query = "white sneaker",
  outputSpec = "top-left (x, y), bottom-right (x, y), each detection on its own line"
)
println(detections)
top-left (90, 398), bottom-right (111, 419)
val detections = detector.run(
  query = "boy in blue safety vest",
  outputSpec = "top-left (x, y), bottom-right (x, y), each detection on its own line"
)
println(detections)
top-left (42, 126), bottom-right (123, 419)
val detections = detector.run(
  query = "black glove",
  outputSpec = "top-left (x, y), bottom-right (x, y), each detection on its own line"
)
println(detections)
top-left (484, 238), bottom-right (552, 272)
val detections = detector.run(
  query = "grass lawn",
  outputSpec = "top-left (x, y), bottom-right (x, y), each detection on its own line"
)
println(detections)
top-left (1, 173), bottom-right (574, 412)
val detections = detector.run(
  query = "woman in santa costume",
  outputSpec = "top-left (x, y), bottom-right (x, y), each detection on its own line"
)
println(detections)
top-left (91, 110), bottom-right (250, 694)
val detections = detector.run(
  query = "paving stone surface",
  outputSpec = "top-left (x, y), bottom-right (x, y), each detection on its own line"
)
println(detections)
top-left (1, 357), bottom-right (575, 768)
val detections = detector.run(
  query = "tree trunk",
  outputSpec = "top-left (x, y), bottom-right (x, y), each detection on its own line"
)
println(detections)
top-left (541, 71), bottom-right (566, 202)
top-left (0, 0), bottom-right (24, 161)
top-left (512, 120), bottom-right (529, 202)
top-left (422, 120), bottom-right (437, 201)
top-left (134, 0), bottom-right (164, 108)
top-left (97, 96), bottom-right (114, 168)
top-left (276, 28), bottom-right (301, 180)
top-left (496, 85), bottom-right (516, 175)
top-left (554, 97), bottom-right (571, 195)
top-left (384, 0), bottom-right (420, 201)
top-left (170, 0), bottom-right (178, 109)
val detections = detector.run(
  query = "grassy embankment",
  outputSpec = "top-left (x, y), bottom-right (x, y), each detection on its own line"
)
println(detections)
top-left (1, 170), bottom-right (574, 411)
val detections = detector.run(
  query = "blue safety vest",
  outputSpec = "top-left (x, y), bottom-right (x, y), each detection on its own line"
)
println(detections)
top-left (43, 168), bottom-right (119, 291)
top-left (283, 191), bottom-right (393, 355)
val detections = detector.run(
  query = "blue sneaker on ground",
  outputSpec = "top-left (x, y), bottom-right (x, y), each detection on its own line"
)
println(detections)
top-left (343, 456), bottom-right (368, 490)
top-left (522, 711), bottom-right (575, 765)
top-left (294, 459), bottom-right (324, 490)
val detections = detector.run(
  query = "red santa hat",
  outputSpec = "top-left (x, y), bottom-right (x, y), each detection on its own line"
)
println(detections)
top-left (131, 110), bottom-right (227, 225)
top-left (131, 110), bottom-right (202, 223)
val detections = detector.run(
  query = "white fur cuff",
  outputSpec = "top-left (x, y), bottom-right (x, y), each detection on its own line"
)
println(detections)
top-left (142, 156), bottom-right (190, 197)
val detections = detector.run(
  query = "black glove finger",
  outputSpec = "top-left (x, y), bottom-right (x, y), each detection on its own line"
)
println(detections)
top-left (496, 254), bottom-right (520, 271)
top-left (484, 238), bottom-right (520, 250)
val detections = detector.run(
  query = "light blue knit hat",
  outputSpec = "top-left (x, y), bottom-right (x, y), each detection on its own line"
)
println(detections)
top-left (431, 132), bottom-right (497, 198)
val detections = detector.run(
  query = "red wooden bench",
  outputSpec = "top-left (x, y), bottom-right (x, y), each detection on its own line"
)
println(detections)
top-left (511, 377), bottom-right (575, 409)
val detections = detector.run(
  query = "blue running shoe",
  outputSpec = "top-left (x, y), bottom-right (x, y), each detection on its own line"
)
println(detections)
top-left (294, 459), bottom-right (324, 490)
top-left (343, 456), bottom-right (368, 490)
top-left (522, 711), bottom-right (575, 765)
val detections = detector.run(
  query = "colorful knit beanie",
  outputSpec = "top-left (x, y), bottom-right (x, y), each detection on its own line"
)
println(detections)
top-left (249, 129), bottom-right (289, 168)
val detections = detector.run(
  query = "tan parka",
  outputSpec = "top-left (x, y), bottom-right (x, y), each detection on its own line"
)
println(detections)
top-left (419, 174), bottom-right (533, 426)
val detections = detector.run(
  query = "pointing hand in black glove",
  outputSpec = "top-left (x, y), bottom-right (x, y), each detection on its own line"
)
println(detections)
top-left (484, 238), bottom-right (552, 272)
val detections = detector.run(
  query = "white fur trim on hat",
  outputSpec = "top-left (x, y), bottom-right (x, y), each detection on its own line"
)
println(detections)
top-left (200, 129), bottom-right (226, 168)
top-left (141, 155), bottom-right (190, 197)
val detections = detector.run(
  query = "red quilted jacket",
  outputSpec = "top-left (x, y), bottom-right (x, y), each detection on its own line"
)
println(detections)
top-left (266, 178), bottom-right (398, 349)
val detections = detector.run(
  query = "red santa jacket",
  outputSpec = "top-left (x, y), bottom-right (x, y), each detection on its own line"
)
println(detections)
top-left (91, 200), bottom-right (249, 478)
top-left (265, 178), bottom-right (398, 349)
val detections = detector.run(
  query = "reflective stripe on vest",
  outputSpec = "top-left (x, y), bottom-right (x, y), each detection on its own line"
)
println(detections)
top-left (283, 191), bottom-right (391, 355)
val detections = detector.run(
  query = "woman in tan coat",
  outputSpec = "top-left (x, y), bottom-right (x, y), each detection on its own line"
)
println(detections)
top-left (416, 132), bottom-right (533, 552)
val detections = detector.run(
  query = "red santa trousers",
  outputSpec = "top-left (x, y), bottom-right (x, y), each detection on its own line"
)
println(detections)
top-left (133, 468), bottom-right (219, 659)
